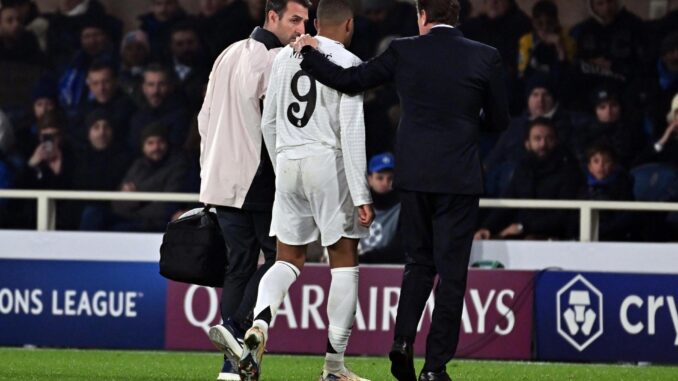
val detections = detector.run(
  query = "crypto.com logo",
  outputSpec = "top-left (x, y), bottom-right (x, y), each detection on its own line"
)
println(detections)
top-left (556, 274), bottom-right (603, 351)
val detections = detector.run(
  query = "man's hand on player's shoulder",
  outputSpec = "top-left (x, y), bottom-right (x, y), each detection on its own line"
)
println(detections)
top-left (358, 204), bottom-right (375, 227)
top-left (293, 34), bottom-right (318, 53)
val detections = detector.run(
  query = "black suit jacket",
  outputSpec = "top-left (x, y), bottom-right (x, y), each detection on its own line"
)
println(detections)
top-left (301, 27), bottom-right (509, 194)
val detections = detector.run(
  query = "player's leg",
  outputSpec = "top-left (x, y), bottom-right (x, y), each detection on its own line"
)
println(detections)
top-left (240, 155), bottom-right (317, 380)
top-left (320, 237), bottom-right (368, 381)
top-left (252, 240), bottom-right (306, 336)
top-left (310, 151), bottom-right (370, 381)
top-left (239, 241), bottom-right (306, 381)
top-left (231, 210), bottom-right (277, 330)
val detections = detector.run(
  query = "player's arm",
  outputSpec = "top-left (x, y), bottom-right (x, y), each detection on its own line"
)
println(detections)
top-left (339, 91), bottom-right (373, 226)
top-left (260, 57), bottom-right (282, 174)
top-left (299, 42), bottom-right (396, 95)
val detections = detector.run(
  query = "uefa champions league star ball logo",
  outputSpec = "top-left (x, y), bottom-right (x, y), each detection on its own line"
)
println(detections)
top-left (556, 275), bottom-right (604, 351)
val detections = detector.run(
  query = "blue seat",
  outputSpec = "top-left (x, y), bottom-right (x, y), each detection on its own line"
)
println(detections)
top-left (630, 163), bottom-right (678, 202)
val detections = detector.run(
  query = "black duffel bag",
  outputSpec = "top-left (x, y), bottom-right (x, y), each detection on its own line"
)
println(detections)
top-left (159, 206), bottom-right (227, 287)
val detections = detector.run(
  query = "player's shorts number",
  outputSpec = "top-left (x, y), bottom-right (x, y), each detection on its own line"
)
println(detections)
top-left (287, 70), bottom-right (317, 128)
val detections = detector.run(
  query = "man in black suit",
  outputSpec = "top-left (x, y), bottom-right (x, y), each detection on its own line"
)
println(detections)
top-left (294, 1), bottom-right (509, 380)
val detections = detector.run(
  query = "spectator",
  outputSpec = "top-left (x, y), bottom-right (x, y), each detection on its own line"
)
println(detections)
top-left (128, 63), bottom-right (189, 152)
top-left (358, 153), bottom-right (405, 264)
top-left (580, 142), bottom-right (634, 241)
top-left (167, 21), bottom-right (209, 112)
top-left (570, 0), bottom-right (648, 106)
top-left (138, 0), bottom-right (187, 60)
top-left (73, 109), bottom-right (131, 230)
top-left (28, 111), bottom-right (74, 189)
top-left (636, 32), bottom-right (678, 139)
top-left (118, 30), bottom-right (151, 102)
top-left (111, 122), bottom-right (186, 232)
top-left (572, 86), bottom-right (641, 168)
top-left (484, 75), bottom-right (584, 174)
top-left (46, 0), bottom-right (122, 69)
top-left (14, 78), bottom-right (57, 159)
top-left (475, 118), bottom-right (581, 240)
top-left (461, 0), bottom-right (532, 81)
top-left (517, 0), bottom-right (575, 84)
top-left (24, 110), bottom-right (75, 191)
top-left (21, 109), bottom-right (80, 229)
top-left (637, 93), bottom-right (678, 167)
top-left (75, 62), bottom-right (136, 148)
top-left (180, 116), bottom-right (200, 194)
top-left (57, 18), bottom-right (118, 117)
top-left (0, 4), bottom-right (42, 63)
top-left (169, 116), bottom-right (201, 221)
top-left (1, 0), bottom-right (49, 52)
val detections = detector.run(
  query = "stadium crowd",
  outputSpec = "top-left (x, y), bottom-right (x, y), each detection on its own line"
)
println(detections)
top-left (0, 0), bottom-right (677, 248)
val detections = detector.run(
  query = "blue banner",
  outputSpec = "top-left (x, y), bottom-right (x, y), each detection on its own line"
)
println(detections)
top-left (0, 260), bottom-right (166, 349)
top-left (535, 271), bottom-right (678, 363)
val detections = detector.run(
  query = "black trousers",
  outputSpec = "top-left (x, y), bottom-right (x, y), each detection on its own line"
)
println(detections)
top-left (393, 191), bottom-right (479, 373)
top-left (216, 206), bottom-right (276, 329)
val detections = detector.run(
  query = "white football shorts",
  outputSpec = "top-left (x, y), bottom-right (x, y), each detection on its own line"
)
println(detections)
top-left (270, 150), bottom-right (368, 247)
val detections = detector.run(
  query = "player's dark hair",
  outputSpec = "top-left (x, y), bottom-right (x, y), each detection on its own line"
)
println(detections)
top-left (317, 0), bottom-right (354, 25)
top-left (415, 0), bottom-right (460, 26)
top-left (265, 0), bottom-right (312, 19)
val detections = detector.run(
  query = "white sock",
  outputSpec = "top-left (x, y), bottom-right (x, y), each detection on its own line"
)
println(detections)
top-left (324, 266), bottom-right (359, 372)
top-left (252, 261), bottom-right (301, 340)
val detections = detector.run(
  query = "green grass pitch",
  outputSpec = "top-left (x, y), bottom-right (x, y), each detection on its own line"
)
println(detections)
top-left (1, 348), bottom-right (676, 380)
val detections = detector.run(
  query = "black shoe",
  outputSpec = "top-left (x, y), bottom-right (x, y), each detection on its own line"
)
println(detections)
top-left (389, 337), bottom-right (416, 381)
top-left (418, 370), bottom-right (452, 381)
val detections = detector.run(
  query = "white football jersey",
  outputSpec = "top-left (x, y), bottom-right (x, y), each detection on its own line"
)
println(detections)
top-left (261, 35), bottom-right (371, 206)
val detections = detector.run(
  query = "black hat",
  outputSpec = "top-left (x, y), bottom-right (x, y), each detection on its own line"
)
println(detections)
top-left (590, 86), bottom-right (620, 107)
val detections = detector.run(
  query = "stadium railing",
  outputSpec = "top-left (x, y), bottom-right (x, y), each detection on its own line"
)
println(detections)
top-left (1, 190), bottom-right (678, 241)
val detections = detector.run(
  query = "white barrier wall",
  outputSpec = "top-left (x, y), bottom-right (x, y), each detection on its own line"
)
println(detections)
top-left (470, 241), bottom-right (678, 274)
top-left (1, 231), bottom-right (677, 274)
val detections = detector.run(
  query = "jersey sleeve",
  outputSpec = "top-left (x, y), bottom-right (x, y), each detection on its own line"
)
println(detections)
top-left (339, 91), bottom-right (372, 206)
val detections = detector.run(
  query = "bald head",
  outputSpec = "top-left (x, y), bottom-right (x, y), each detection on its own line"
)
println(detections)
top-left (317, 0), bottom-right (353, 26)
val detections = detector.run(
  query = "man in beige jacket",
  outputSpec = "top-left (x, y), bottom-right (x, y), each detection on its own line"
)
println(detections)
top-left (197, 1), bottom-right (311, 380)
